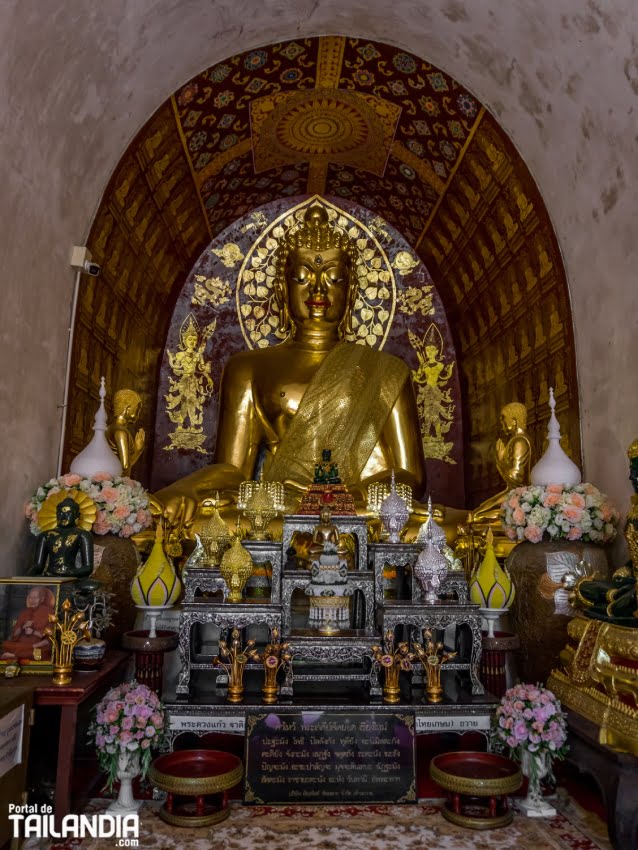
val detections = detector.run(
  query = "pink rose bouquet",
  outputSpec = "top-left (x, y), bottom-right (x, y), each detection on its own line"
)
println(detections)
top-left (89, 681), bottom-right (165, 789)
top-left (500, 483), bottom-right (618, 544)
top-left (25, 473), bottom-right (153, 538)
top-left (492, 683), bottom-right (568, 762)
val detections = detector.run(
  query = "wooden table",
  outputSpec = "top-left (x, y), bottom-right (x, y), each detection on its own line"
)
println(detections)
top-left (3, 650), bottom-right (130, 825)
top-left (565, 709), bottom-right (638, 850)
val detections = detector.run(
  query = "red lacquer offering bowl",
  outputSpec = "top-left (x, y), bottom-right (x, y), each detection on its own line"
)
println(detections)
top-left (149, 749), bottom-right (243, 827)
top-left (430, 751), bottom-right (522, 829)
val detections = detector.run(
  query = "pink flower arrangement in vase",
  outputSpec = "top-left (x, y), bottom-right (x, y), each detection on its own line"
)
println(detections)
top-left (26, 473), bottom-right (153, 538)
top-left (89, 681), bottom-right (165, 813)
top-left (500, 483), bottom-right (618, 545)
top-left (492, 683), bottom-right (568, 815)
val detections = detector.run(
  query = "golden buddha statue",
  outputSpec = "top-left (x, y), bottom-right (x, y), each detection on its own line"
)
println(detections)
top-left (106, 388), bottom-right (145, 476)
top-left (155, 205), bottom-right (427, 530)
top-left (309, 505), bottom-right (348, 561)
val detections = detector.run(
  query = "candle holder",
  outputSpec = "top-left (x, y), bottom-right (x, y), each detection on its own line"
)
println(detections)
top-left (412, 628), bottom-right (457, 703)
top-left (44, 598), bottom-right (90, 685)
top-left (370, 629), bottom-right (414, 704)
top-left (212, 628), bottom-right (259, 703)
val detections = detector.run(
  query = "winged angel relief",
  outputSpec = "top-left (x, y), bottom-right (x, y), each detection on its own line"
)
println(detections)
top-left (164, 314), bottom-right (216, 453)
top-left (409, 323), bottom-right (456, 464)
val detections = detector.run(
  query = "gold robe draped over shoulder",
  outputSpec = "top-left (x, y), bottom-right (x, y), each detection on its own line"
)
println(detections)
top-left (263, 342), bottom-right (409, 487)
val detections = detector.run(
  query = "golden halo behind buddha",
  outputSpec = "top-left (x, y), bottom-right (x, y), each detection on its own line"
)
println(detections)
top-left (37, 489), bottom-right (97, 532)
top-left (236, 196), bottom-right (396, 350)
top-left (627, 438), bottom-right (638, 459)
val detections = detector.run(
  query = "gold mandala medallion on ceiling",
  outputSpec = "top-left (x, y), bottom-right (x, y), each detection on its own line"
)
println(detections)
top-left (236, 196), bottom-right (397, 350)
top-left (251, 89), bottom-right (400, 176)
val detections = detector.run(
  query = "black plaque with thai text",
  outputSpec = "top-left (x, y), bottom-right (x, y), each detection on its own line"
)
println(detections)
top-left (244, 710), bottom-right (416, 804)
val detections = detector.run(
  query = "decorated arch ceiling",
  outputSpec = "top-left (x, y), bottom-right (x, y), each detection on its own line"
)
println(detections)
top-left (67, 34), bottom-right (581, 508)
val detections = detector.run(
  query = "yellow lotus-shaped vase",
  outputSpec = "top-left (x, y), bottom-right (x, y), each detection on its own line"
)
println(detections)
top-left (469, 528), bottom-right (515, 609)
top-left (131, 523), bottom-right (181, 607)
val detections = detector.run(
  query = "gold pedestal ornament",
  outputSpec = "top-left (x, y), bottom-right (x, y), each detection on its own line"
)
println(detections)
top-left (198, 494), bottom-right (230, 567)
top-left (371, 629), bottom-right (415, 704)
top-left (219, 520), bottom-right (254, 602)
top-left (412, 628), bottom-right (457, 703)
top-left (44, 598), bottom-right (90, 686)
top-left (213, 628), bottom-right (260, 704)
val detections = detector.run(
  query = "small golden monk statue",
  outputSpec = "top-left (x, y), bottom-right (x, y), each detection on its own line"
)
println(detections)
top-left (154, 204), bottom-right (427, 529)
top-left (469, 401), bottom-right (532, 524)
top-left (106, 388), bottom-right (145, 476)
top-left (460, 402), bottom-right (532, 562)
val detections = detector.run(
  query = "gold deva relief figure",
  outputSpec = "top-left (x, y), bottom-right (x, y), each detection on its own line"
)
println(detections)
top-left (409, 323), bottom-right (456, 465)
top-left (469, 401), bottom-right (532, 525)
top-left (155, 204), bottom-right (427, 529)
top-left (164, 314), bottom-right (216, 453)
top-left (106, 389), bottom-right (145, 476)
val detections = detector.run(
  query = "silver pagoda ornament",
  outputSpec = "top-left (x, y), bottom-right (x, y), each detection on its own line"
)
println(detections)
top-left (379, 470), bottom-right (410, 544)
top-left (415, 495), bottom-right (446, 548)
top-left (414, 519), bottom-right (449, 603)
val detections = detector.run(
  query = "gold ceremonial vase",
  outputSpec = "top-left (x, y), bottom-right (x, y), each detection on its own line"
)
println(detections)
top-left (219, 534), bottom-right (254, 602)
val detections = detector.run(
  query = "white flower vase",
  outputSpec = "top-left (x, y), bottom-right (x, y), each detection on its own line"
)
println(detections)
top-left (518, 749), bottom-right (557, 817)
top-left (107, 750), bottom-right (142, 815)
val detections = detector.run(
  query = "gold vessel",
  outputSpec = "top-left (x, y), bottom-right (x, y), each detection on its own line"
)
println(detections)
top-left (219, 522), bottom-right (254, 602)
top-left (197, 496), bottom-right (230, 567)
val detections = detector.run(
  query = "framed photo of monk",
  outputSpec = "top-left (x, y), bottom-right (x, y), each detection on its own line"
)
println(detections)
top-left (0, 578), bottom-right (75, 674)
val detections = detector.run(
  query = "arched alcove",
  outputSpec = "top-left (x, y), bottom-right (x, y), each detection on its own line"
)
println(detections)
top-left (62, 35), bottom-right (579, 510)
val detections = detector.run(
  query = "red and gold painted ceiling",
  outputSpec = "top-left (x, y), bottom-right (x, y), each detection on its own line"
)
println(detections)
top-left (67, 35), bottom-right (580, 508)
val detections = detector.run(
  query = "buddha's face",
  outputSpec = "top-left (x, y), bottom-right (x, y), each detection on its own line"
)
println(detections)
top-left (57, 502), bottom-right (79, 528)
top-left (286, 247), bottom-right (351, 329)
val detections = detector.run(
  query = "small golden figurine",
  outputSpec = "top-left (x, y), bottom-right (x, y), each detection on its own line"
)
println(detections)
top-left (212, 628), bottom-right (259, 703)
top-left (106, 388), bottom-right (145, 476)
top-left (255, 628), bottom-right (291, 704)
top-left (44, 598), bottom-right (91, 686)
top-left (370, 629), bottom-right (415, 704)
top-left (412, 629), bottom-right (457, 703)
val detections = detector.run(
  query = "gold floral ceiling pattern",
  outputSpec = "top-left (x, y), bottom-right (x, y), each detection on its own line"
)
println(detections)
top-left (65, 34), bottom-right (580, 508)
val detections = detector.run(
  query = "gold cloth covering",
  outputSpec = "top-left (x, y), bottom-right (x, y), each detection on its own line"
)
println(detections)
top-left (264, 342), bottom-right (409, 488)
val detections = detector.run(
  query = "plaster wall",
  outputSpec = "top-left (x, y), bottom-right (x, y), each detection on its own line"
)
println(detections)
top-left (0, 0), bottom-right (636, 573)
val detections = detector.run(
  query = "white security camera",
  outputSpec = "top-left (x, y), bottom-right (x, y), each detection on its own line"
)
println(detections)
top-left (83, 260), bottom-right (101, 277)
top-left (70, 245), bottom-right (100, 277)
